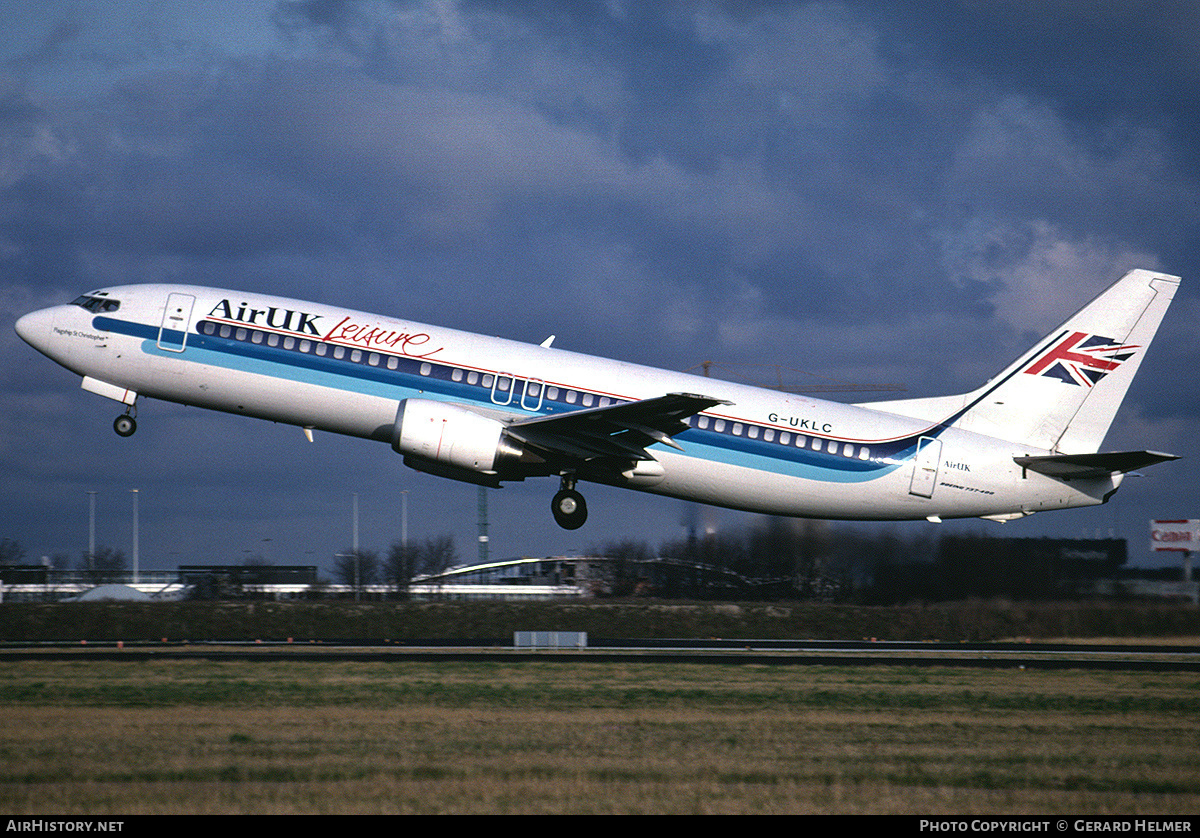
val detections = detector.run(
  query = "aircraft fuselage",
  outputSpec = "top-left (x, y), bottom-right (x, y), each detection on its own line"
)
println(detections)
top-left (16, 282), bottom-right (1125, 527)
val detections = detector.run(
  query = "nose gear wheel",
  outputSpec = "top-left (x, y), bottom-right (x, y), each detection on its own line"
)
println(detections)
top-left (113, 403), bottom-right (138, 437)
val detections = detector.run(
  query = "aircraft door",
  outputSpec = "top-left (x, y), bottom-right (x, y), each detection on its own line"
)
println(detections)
top-left (520, 379), bottom-right (545, 411)
top-left (157, 293), bottom-right (196, 353)
top-left (490, 373), bottom-right (514, 406)
top-left (909, 436), bottom-right (942, 498)
top-left (491, 374), bottom-right (546, 411)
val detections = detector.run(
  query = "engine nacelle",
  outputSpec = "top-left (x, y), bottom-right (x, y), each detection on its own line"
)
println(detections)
top-left (392, 399), bottom-right (523, 474)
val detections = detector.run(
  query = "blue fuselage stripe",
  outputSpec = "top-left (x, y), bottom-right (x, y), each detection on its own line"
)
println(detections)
top-left (99, 315), bottom-right (914, 483)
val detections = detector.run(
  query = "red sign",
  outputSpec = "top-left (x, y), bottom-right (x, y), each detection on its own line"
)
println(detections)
top-left (1151, 520), bottom-right (1200, 552)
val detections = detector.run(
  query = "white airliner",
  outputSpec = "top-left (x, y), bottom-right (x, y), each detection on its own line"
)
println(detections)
top-left (14, 269), bottom-right (1180, 530)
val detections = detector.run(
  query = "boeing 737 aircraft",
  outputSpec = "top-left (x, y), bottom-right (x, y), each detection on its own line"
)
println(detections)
top-left (14, 269), bottom-right (1180, 530)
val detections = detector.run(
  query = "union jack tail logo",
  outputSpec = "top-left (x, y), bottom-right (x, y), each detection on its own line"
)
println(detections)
top-left (1022, 331), bottom-right (1139, 387)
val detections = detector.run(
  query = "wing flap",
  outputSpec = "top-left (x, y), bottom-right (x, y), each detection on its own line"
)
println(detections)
top-left (510, 427), bottom-right (644, 460)
top-left (508, 392), bottom-right (730, 464)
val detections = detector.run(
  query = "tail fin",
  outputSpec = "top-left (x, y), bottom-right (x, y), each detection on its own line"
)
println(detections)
top-left (862, 269), bottom-right (1180, 453)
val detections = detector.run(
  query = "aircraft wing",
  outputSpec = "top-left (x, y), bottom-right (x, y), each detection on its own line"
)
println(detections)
top-left (505, 392), bottom-right (731, 462)
top-left (1014, 450), bottom-right (1179, 479)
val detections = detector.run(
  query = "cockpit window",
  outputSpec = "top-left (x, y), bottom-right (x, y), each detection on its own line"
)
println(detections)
top-left (71, 295), bottom-right (120, 313)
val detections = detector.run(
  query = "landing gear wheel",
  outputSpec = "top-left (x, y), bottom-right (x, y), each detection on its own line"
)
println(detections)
top-left (113, 414), bottom-right (137, 437)
top-left (551, 489), bottom-right (588, 530)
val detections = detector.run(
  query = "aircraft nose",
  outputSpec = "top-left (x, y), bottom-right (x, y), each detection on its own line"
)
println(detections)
top-left (15, 307), bottom-right (55, 354)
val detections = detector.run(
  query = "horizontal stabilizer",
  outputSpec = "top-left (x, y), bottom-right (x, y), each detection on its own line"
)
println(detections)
top-left (1014, 450), bottom-right (1179, 479)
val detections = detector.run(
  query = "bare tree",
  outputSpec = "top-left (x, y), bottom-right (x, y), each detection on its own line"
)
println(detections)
top-left (384, 541), bottom-right (421, 597)
top-left (334, 548), bottom-right (379, 595)
top-left (590, 539), bottom-right (653, 597)
top-left (79, 546), bottom-right (126, 583)
top-left (0, 538), bottom-right (26, 565)
top-left (418, 535), bottom-right (458, 576)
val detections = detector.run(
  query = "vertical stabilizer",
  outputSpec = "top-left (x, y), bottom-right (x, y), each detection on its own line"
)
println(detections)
top-left (863, 269), bottom-right (1180, 453)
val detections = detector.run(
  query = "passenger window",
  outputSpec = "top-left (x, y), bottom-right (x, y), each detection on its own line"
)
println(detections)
top-left (251, 331), bottom-right (263, 344)
top-left (452, 369), bottom-right (463, 382)
top-left (420, 363), bottom-right (432, 376)
top-left (714, 419), bottom-right (725, 433)
top-left (267, 333), bottom-right (279, 347)
top-left (779, 432), bottom-right (789, 445)
top-left (582, 394), bottom-right (594, 407)
top-left (467, 371), bottom-right (479, 385)
top-left (387, 356), bottom-right (398, 370)
top-left (316, 343), bottom-right (327, 356)
top-left (844, 444), bottom-right (854, 458)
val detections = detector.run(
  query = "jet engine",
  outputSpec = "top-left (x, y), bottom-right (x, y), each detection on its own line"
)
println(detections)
top-left (391, 399), bottom-right (531, 484)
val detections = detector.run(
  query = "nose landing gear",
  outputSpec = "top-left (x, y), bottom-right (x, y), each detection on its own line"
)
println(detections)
top-left (113, 403), bottom-right (138, 437)
top-left (551, 475), bottom-right (587, 530)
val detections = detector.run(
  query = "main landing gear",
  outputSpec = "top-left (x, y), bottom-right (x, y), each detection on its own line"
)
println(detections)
top-left (551, 474), bottom-right (587, 530)
top-left (113, 403), bottom-right (138, 437)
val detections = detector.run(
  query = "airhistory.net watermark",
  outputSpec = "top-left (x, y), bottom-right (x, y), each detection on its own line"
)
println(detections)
top-left (6, 822), bottom-right (123, 832)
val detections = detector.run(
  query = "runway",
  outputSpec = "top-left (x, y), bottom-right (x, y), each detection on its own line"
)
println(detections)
top-left (3, 638), bottom-right (1198, 671)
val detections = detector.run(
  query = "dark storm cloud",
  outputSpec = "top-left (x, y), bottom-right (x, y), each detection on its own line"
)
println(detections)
top-left (858, 3), bottom-right (1200, 134)
top-left (260, 2), bottom-right (925, 324)
top-left (852, 2), bottom-right (1200, 276)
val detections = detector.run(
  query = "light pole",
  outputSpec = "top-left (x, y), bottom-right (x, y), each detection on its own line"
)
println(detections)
top-left (352, 493), bottom-right (359, 601)
top-left (86, 491), bottom-right (96, 572)
top-left (401, 490), bottom-right (408, 551)
top-left (478, 485), bottom-right (488, 564)
top-left (352, 492), bottom-right (359, 553)
top-left (130, 489), bottom-right (139, 585)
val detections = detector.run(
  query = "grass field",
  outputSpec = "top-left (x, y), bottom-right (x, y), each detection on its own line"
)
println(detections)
top-left (2, 658), bottom-right (1199, 814)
